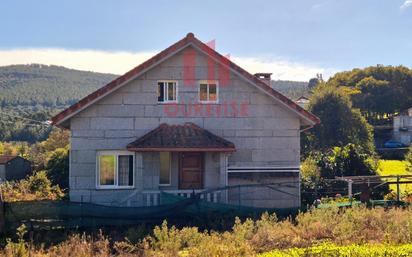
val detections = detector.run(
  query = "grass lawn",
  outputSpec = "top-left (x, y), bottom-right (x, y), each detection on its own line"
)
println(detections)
top-left (377, 160), bottom-right (412, 193)
top-left (259, 243), bottom-right (412, 257)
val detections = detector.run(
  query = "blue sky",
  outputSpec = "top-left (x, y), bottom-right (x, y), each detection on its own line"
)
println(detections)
top-left (1, 0), bottom-right (412, 80)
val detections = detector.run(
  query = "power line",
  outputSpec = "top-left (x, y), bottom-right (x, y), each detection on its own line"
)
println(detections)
top-left (0, 110), bottom-right (52, 127)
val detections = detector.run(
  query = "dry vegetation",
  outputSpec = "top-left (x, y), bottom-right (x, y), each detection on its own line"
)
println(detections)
top-left (2, 206), bottom-right (412, 257)
top-left (0, 171), bottom-right (64, 202)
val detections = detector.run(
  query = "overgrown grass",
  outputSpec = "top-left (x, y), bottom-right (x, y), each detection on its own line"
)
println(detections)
top-left (2, 206), bottom-right (412, 256)
top-left (377, 160), bottom-right (412, 193)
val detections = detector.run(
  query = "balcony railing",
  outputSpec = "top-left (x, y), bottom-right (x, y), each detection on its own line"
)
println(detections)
top-left (142, 189), bottom-right (223, 206)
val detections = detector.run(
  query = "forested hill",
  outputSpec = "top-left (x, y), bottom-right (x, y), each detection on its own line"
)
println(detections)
top-left (0, 64), bottom-right (117, 142)
top-left (271, 80), bottom-right (310, 99)
top-left (0, 64), bottom-right (117, 108)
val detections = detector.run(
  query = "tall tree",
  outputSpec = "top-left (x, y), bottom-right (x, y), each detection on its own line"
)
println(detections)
top-left (327, 65), bottom-right (412, 125)
top-left (302, 86), bottom-right (374, 155)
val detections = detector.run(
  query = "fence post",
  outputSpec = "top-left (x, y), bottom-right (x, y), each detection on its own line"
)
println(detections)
top-left (396, 176), bottom-right (400, 202)
top-left (348, 180), bottom-right (353, 204)
top-left (0, 189), bottom-right (5, 234)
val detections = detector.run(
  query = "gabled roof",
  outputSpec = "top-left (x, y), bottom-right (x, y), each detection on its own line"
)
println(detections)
top-left (0, 155), bottom-right (18, 164)
top-left (51, 33), bottom-right (320, 127)
top-left (127, 123), bottom-right (236, 152)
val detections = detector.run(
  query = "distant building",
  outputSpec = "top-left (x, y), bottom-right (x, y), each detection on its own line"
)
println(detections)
top-left (0, 155), bottom-right (31, 181)
top-left (393, 107), bottom-right (412, 145)
top-left (295, 96), bottom-right (310, 109)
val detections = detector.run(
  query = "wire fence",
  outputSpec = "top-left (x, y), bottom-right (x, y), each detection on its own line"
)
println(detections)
top-left (0, 184), bottom-right (301, 233)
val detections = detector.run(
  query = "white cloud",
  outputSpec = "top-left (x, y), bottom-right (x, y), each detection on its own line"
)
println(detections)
top-left (401, 0), bottom-right (412, 9)
top-left (0, 48), bottom-right (155, 75)
top-left (0, 48), bottom-right (333, 81)
top-left (232, 56), bottom-right (334, 81)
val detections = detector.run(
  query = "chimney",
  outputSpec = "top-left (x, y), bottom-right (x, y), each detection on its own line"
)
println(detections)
top-left (254, 73), bottom-right (272, 85)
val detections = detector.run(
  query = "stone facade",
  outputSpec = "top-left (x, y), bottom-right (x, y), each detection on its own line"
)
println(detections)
top-left (68, 46), bottom-right (304, 208)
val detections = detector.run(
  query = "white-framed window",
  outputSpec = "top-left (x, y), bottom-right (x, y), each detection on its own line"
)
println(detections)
top-left (96, 151), bottom-right (134, 189)
top-left (158, 81), bottom-right (178, 103)
top-left (199, 81), bottom-right (218, 103)
top-left (159, 152), bottom-right (171, 186)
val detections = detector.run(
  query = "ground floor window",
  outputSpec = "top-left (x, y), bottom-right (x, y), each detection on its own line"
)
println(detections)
top-left (159, 152), bottom-right (171, 185)
top-left (97, 151), bottom-right (134, 188)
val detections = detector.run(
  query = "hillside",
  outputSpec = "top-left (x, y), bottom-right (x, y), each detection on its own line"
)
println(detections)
top-left (0, 64), bottom-right (117, 142)
top-left (0, 64), bottom-right (117, 107)
top-left (0, 64), bottom-right (309, 142)
top-left (271, 80), bottom-right (310, 99)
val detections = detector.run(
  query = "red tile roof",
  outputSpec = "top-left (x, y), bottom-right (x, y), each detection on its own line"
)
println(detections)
top-left (127, 123), bottom-right (236, 152)
top-left (51, 32), bottom-right (320, 126)
top-left (0, 155), bottom-right (18, 164)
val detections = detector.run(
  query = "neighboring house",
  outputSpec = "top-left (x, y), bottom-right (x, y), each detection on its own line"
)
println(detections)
top-left (0, 155), bottom-right (31, 181)
top-left (51, 33), bottom-right (319, 208)
top-left (295, 96), bottom-right (309, 109)
top-left (393, 107), bottom-right (412, 146)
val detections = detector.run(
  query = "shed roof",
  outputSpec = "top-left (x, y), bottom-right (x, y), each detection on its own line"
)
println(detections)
top-left (127, 123), bottom-right (236, 152)
top-left (0, 155), bottom-right (18, 164)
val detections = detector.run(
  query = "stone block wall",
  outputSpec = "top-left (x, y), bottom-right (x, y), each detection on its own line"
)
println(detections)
top-left (69, 46), bottom-right (302, 207)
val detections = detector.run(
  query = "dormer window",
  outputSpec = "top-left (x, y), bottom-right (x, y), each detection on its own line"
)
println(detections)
top-left (158, 81), bottom-right (177, 103)
top-left (199, 81), bottom-right (218, 103)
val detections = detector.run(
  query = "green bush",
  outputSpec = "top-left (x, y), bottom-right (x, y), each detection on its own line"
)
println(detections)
top-left (45, 147), bottom-right (69, 189)
top-left (406, 144), bottom-right (412, 172)
top-left (301, 144), bottom-right (389, 203)
top-left (0, 171), bottom-right (65, 202)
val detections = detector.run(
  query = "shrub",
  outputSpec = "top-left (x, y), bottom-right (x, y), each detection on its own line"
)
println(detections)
top-left (4, 224), bottom-right (29, 257)
top-left (0, 171), bottom-right (65, 202)
top-left (301, 144), bottom-right (389, 203)
top-left (2, 206), bottom-right (412, 256)
top-left (406, 144), bottom-right (412, 172)
top-left (45, 147), bottom-right (69, 189)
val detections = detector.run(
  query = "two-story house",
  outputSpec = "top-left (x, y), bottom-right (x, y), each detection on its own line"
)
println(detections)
top-left (52, 33), bottom-right (319, 209)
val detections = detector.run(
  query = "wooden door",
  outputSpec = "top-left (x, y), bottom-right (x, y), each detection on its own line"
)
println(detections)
top-left (179, 152), bottom-right (204, 189)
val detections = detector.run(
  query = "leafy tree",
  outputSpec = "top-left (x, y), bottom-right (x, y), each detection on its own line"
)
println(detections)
top-left (308, 74), bottom-right (323, 90)
top-left (327, 65), bottom-right (412, 125)
top-left (45, 147), bottom-right (69, 189)
top-left (27, 129), bottom-right (69, 170)
top-left (301, 144), bottom-right (389, 202)
top-left (308, 78), bottom-right (320, 90)
top-left (303, 86), bottom-right (374, 155)
top-left (317, 144), bottom-right (376, 178)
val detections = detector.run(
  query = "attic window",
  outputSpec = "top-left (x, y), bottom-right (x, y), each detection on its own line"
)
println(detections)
top-left (199, 81), bottom-right (218, 103)
top-left (158, 81), bottom-right (177, 103)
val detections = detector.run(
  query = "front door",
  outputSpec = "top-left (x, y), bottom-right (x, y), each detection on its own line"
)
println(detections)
top-left (179, 152), bottom-right (204, 189)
